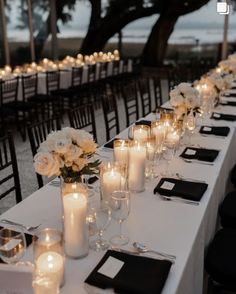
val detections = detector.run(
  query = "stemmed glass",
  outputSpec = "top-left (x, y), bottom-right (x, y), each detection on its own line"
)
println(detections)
top-left (0, 227), bottom-right (26, 264)
top-left (146, 137), bottom-right (158, 179)
top-left (185, 111), bottom-right (196, 146)
top-left (89, 199), bottom-right (111, 251)
top-left (109, 190), bottom-right (130, 247)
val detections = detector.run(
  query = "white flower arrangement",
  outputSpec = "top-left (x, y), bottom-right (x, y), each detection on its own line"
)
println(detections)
top-left (219, 59), bottom-right (236, 74)
top-left (34, 127), bottom-right (100, 183)
top-left (169, 82), bottom-right (200, 118)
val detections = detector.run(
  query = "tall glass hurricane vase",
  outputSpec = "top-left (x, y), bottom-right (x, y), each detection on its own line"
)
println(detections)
top-left (61, 178), bottom-right (89, 259)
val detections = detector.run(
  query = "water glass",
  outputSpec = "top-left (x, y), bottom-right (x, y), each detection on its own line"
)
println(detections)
top-left (0, 227), bottom-right (26, 264)
top-left (110, 190), bottom-right (130, 247)
top-left (89, 199), bottom-right (111, 251)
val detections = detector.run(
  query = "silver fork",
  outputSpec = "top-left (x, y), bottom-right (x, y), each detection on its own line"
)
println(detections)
top-left (176, 173), bottom-right (206, 184)
top-left (159, 195), bottom-right (199, 206)
top-left (0, 219), bottom-right (41, 231)
top-left (182, 158), bottom-right (214, 166)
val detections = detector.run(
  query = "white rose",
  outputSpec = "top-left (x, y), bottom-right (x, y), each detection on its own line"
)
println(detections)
top-left (170, 94), bottom-right (184, 107)
top-left (34, 152), bottom-right (61, 177)
top-left (74, 157), bottom-right (88, 171)
top-left (53, 137), bottom-right (72, 154)
top-left (178, 83), bottom-right (192, 93)
top-left (64, 145), bottom-right (83, 162)
top-left (79, 140), bottom-right (97, 154)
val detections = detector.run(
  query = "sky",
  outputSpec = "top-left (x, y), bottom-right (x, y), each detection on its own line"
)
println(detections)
top-left (6, 0), bottom-right (236, 43)
top-left (64, 0), bottom-right (235, 29)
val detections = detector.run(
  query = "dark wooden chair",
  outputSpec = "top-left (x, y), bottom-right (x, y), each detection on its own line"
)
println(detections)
top-left (152, 76), bottom-right (163, 110)
top-left (137, 77), bottom-right (152, 117)
top-left (0, 132), bottom-right (22, 204)
top-left (0, 76), bottom-right (38, 141)
top-left (87, 64), bottom-right (97, 83)
top-left (30, 71), bottom-right (62, 120)
top-left (27, 116), bottom-right (61, 188)
top-left (121, 80), bottom-right (139, 127)
top-left (101, 93), bottom-right (120, 142)
top-left (68, 103), bottom-right (97, 142)
top-left (98, 62), bottom-right (109, 80)
top-left (205, 228), bottom-right (236, 293)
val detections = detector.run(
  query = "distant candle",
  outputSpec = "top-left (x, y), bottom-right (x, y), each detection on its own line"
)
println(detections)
top-left (133, 125), bottom-right (150, 141)
top-left (114, 140), bottom-right (129, 163)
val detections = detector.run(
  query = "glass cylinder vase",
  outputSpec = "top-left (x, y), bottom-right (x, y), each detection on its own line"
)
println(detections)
top-left (33, 228), bottom-right (64, 288)
top-left (128, 140), bottom-right (146, 192)
top-left (60, 178), bottom-right (89, 259)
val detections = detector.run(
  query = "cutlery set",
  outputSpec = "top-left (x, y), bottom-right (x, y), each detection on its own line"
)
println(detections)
top-left (112, 241), bottom-right (176, 263)
top-left (0, 219), bottom-right (41, 232)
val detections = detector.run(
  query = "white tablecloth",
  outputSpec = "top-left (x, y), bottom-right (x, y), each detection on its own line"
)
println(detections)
top-left (1, 105), bottom-right (236, 293)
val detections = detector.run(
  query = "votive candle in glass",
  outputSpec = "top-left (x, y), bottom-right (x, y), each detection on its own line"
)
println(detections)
top-left (100, 162), bottom-right (123, 203)
top-left (133, 125), bottom-right (150, 142)
top-left (114, 139), bottom-right (129, 164)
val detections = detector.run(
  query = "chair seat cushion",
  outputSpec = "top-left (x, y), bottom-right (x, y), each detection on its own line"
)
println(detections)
top-left (219, 191), bottom-right (236, 229)
top-left (231, 164), bottom-right (236, 186)
top-left (205, 228), bottom-right (236, 290)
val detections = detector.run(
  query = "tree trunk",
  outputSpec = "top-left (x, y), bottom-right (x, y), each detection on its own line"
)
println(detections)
top-left (35, 15), bottom-right (51, 59)
top-left (142, 13), bottom-right (178, 67)
top-left (80, 6), bottom-right (158, 54)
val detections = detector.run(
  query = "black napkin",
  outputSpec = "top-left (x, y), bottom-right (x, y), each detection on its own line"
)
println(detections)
top-left (0, 226), bottom-right (33, 263)
top-left (211, 112), bottom-right (236, 121)
top-left (85, 250), bottom-right (172, 294)
top-left (103, 137), bottom-right (121, 149)
top-left (135, 120), bottom-right (152, 127)
top-left (180, 147), bottom-right (219, 162)
top-left (199, 126), bottom-right (230, 137)
top-left (222, 93), bottom-right (236, 98)
top-left (154, 178), bottom-right (208, 201)
top-left (220, 101), bottom-right (236, 106)
top-left (230, 86), bottom-right (236, 90)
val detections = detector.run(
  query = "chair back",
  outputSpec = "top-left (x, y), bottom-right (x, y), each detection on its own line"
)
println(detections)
top-left (121, 81), bottom-right (139, 127)
top-left (152, 76), bottom-right (163, 109)
top-left (71, 67), bottom-right (83, 87)
top-left (98, 62), bottom-right (108, 80)
top-left (0, 77), bottom-right (19, 105)
top-left (27, 117), bottom-right (61, 188)
top-left (22, 73), bottom-right (38, 101)
top-left (137, 77), bottom-right (152, 117)
top-left (112, 60), bottom-right (120, 76)
top-left (0, 132), bottom-right (22, 204)
top-left (101, 93), bottom-right (120, 141)
top-left (46, 71), bottom-right (60, 94)
top-left (87, 64), bottom-right (97, 83)
top-left (68, 103), bottom-right (97, 142)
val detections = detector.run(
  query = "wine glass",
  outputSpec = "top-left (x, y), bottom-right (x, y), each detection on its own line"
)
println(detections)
top-left (109, 190), bottom-right (130, 247)
top-left (146, 137), bottom-right (158, 179)
top-left (162, 142), bottom-right (176, 176)
top-left (185, 111), bottom-right (196, 146)
top-left (89, 199), bottom-right (111, 251)
top-left (0, 227), bottom-right (26, 264)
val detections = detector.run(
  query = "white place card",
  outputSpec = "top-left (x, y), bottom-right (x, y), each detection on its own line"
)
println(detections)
top-left (0, 263), bottom-right (33, 294)
top-left (161, 181), bottom-right (175, 190)
top-left (185, 149), bottom-right (197, 155)
top-left (213, 113), bottom-right (221, 118)
top-left (203, 127), bottom-right (212, 132)
top-left (98, 256), bottom-right (124, 279)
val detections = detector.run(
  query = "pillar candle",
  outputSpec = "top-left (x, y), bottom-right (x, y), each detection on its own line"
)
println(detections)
top-left (63, 192), bottom-right (88, 258)
top-left (128, 142), bottom-right (146, 192)
top-left (114, 140), bottom-right (129, 164)
top-left (101, 170), bottom-right (122, 202)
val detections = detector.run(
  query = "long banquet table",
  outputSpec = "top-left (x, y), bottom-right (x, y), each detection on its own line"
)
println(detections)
top-left (2, 101), bottom-right (236, 293)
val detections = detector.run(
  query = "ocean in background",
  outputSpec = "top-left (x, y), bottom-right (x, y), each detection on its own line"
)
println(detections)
top-left (7, 26), bottom-right (236, 45)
